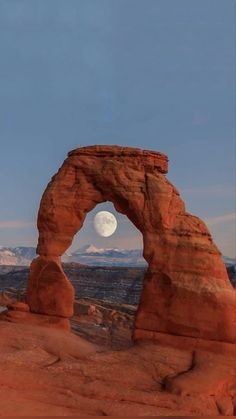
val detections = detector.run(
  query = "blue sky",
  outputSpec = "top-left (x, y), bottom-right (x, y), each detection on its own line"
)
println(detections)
top-left (0, 0), bottom-right (235, 257)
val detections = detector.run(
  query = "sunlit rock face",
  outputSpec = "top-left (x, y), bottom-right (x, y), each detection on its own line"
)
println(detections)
top-left (27, 145), bottom-right (236, 343)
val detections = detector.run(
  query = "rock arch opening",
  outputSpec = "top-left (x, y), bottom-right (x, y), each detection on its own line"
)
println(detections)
top-left (62, 201), bottom-right (147, 348)
top-left (27, 145), bottom-right (236, 344)
top-left (64, 201), bottom-right (147, 266)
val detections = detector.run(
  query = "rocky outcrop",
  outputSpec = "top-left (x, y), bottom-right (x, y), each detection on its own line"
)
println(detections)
top-left (27, 145), bottom-right (236, 343)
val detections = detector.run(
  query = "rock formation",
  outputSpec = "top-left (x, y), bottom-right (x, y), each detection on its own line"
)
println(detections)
top-left (27, 145), bottom-right (236, 343)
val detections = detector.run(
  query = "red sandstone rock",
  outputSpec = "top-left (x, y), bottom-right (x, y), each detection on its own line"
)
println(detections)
top-left (27, 145), bottom-right (236, 344)
top-left (7, 302), bottom-right (30, 312)
top-left (0, 320), bottom-right (235, 416)
top-left (216, 396), bottom-right (235, 416)
top-left (1, 309), bottom-right (71, 331)
top-left (27, 256), bottom-right (74, 317)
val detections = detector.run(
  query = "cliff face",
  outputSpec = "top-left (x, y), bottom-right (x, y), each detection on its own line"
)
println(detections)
top-left (0, 265), bottom-right (145, 306)
top-left (66, 265), bottom-right (145, 304)
top-left (27, 145), bottom-right (236, 344)
top-left (1, 263), bottom-right (235, 303)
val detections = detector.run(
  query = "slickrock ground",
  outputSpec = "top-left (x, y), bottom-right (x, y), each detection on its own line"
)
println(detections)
top-left (0, 304), bottom-right (236, 416)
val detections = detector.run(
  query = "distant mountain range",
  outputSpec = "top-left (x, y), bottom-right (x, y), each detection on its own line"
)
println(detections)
top-left (65, 244), bottom-right (147, 267)
top-left (0, 245), bottom-right (147, 267)
top-left (0, 245), bottom-right (235, 268)
top-left (0, 247), bottom-right (36, 266)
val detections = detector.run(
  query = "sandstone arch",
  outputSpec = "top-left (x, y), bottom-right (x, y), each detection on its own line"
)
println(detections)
top-left (27, 145), bottom-right (236, 343)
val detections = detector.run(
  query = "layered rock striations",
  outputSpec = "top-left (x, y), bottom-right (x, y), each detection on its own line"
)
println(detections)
top-left (27, 145), bottom-right (236, 344)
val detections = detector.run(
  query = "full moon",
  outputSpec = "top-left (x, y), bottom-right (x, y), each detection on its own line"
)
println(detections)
top-left (93, 211), bottom-right (118, 237)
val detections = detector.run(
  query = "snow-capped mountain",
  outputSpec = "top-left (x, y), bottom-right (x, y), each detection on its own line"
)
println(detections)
top-left (64, 244), bottom-right (147, 267)
top-left (0, 246), bottom-right (36, 266)
top-left (0, 244), bottom-right (146, 267)
top-left (71, 244), bottom-right (143, 257)
top-left (0, 245), bottom-right (235, 269)
top-left (72, 244), bottom-right (107, 255)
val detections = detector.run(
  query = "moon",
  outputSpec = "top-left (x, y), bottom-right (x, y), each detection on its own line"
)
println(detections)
top-left (93, 211), bottom-right (118, 237)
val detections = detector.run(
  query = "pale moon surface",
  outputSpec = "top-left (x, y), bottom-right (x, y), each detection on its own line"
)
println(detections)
top-left (93, 211), bottom-right (118, 237)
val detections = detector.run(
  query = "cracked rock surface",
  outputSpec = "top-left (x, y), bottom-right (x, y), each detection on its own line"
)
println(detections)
top-left (0, 312), bottom-right (235, 416)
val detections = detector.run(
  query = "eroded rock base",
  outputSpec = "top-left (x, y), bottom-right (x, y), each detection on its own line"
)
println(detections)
top-left (1, 302), bottom-right (70, 331)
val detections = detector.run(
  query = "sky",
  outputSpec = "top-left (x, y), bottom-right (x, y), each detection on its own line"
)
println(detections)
top-left (0, 0), bottom-right (235, 257)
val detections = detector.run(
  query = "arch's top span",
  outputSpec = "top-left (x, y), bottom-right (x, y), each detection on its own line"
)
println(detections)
top-left (37, 145), bottom-right (171, 256)
top-left (27, 145), bottom-right (236, 344)
top-left (68, 145), bottom-right (169, 173)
